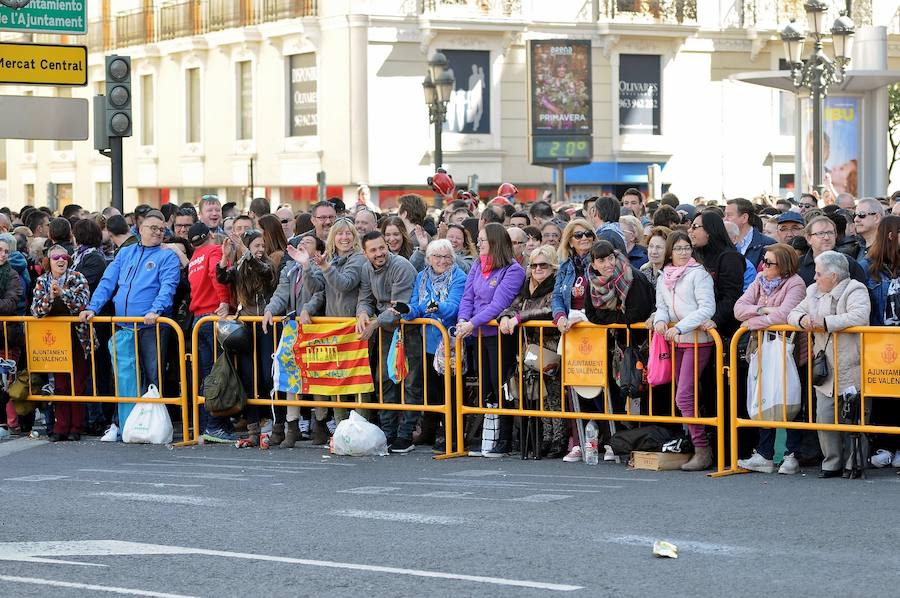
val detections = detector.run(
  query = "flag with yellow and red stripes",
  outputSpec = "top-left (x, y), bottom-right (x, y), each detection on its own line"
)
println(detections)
top-left (291, 321), bottom-right (375, 396)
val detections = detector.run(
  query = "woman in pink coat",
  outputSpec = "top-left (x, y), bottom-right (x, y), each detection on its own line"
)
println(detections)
top-left (733, 243), bottom-right (806, 475)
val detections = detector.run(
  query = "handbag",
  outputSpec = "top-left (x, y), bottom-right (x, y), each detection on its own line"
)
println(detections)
top-left (746, 331), bottom-right (801, 421)
top-left (434, 328), bottom-right (466, 375)
top-left (523, 343), bottom-right (560, 373)
top-left (811, 334), bottom-right (831, 386)
top-left (646, 332), bottom-right (672, 387)
top-left (122, 384), bottom-right (174, 444)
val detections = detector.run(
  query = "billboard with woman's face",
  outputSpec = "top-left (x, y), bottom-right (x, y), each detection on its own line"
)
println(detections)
top-left (529, 40), bottom-right (592, 135)
top-left (801, 96), bottom-right (859, 197)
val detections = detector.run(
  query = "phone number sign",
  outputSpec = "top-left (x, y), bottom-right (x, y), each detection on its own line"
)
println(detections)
top-left (0, 1), bottom-right (87, 35)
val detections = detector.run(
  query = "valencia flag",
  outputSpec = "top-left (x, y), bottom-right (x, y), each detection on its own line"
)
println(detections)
top-left (291, 321), bottom-right (375, 396)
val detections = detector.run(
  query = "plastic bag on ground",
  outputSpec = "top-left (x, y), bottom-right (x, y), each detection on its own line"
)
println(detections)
top-left (122, 384), bottom-right (173, 445)
top-left (330, 410), bottom-right (388, 456)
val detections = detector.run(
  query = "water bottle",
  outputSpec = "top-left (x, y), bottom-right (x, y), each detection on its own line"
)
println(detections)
top-left (584, 421), bottom-right (599, 465)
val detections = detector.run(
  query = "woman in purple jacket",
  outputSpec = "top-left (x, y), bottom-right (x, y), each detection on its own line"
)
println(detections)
top-left (457, 223), bottom-right (526, 457)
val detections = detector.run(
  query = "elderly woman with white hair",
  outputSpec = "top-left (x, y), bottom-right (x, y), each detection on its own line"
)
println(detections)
top-left (402, 238), bottom-right (466, 451)
top-left (788, 250), bottom-right (871, 479)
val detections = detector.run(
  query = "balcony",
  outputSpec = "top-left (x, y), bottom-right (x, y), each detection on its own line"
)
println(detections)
top-left (258, 0), bottom-right (317, 21)
top-left (600, 0), bottom-right (697, 24)
top-left (725, 0), bottom-right (876, 31)
top-left (115, 8), bottom-right (154, 48)
top-left (159, 0), bottom-right (203, 41)
top-left (420, 0), bottom-right (522, 18)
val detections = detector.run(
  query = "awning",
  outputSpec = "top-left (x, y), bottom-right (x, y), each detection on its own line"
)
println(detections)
top-left (731, 69), bottom-right (900, 93)
top-left (553, 162), bottom-right (659, 185)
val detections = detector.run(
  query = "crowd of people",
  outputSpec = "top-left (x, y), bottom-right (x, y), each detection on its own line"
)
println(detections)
top-left (0, 182), bottom-right (898, 476)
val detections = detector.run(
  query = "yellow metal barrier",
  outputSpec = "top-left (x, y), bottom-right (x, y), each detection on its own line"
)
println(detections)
top-left (726, 325), bottom-right (900, 474)
top-left (0, 315), bottom-right (191, 446)
top-left (451, 321), bottom-right (727, 473)
top-left (191, 315), bottom-right (456, 457)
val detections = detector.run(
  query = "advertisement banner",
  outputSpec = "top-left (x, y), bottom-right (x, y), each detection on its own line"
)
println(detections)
top-left (27, 320), bottom-right (73, 373)
top-left (441, 49), bottom-right (490, 134)
top-left (563, 326), bottom-right (607, 388)
top-left (618, 54), bottom-right (661, 135)
top-left (289, 53), bottom-right (317, 137)
top-left (800, 96), bottom-right (859, 196)
top-left (529, 39), bottom-right (592, 135)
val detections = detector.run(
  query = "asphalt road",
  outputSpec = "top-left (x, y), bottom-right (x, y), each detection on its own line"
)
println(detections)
top-left (0, 436), bottom-right (897, 597)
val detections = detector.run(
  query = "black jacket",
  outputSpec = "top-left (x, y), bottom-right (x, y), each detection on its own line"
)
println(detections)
top-left (798, 250), bottom-right (867, 287)
top-left (585, 266), bottom-right (655, 326)
top-left (743, 228), bottom-right (777, 269)
top-left (701, 250), bottom-right (744, 339)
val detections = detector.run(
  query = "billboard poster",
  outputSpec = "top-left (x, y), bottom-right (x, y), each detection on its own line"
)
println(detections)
top-left (529, 39), bottom-right (592, 135)
top-left (289, 53), bottom-right (317, 137)
top-left (800, 96), bottom-right (859, 196)
top-left (618, 54), bottom-right (661, 135)
top-left (441, 49), bottom-right (490, 134)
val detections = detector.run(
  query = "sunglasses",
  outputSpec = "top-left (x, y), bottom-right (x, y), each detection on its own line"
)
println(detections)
top-left (530, 262), bottom-right (551, 270)
top-left (280, 218), bottom-right (291, 224)
top-left (798, 203), bottom-right (816, 209)
top-left (49, 253), bottom-right (69, 261)
top-left (572, 231), bottom-right (595, 240)
top-left (854, 212), bottom-right (878, 219)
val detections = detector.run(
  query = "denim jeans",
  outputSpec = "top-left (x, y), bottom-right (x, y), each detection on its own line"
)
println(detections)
top-left (137, 325), bottom-right (170, 395)
top-left (377, 325), bottom-right (423, 441)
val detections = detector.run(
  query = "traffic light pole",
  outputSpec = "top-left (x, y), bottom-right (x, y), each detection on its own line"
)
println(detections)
top-left (110, 136), bottom-right (124, 212)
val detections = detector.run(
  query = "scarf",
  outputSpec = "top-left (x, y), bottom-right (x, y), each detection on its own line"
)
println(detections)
top-left (589, 252), bottom-right (633, 311)
top-left (73, 245), bottom-right (100, 270)
top-left (663, 258), bottom-right (700, 291)
top-left (757, 274), bottom-right (783, 297)
top-left (480, 255), bottom-right (493, 279)
top-left (419, 265), bottom-right (455, 304)
top-left (572, 251), bottom-right (591, 275)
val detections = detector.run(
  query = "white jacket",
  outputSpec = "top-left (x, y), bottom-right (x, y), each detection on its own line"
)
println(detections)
top-left (653, 264), bottom-right (716, 345)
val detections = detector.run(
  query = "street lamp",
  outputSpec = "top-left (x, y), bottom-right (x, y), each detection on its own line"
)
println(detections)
top-left (423, 52), bottom-right (455, 206)
top-left (781, 2), bottom-right (854, 195)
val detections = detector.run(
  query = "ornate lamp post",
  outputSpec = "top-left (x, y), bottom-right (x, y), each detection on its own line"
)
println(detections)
top-left (781, 1), bottom-right (855, 195)
top-left (422, 52), bottom-right (455, 207)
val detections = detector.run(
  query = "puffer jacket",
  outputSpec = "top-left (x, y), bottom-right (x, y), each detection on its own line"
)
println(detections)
top-left (787, 278), bottom-right (870, 397)
top-left (653, 264), bottom-right (716, 346)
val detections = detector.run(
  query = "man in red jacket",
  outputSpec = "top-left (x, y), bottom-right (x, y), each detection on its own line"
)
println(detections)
top-left (187, 222), bottom-right (233, 442)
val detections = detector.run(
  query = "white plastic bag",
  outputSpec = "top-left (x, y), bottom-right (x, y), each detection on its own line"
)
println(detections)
top-left (122, 384), bottom-right (174, 444)
top-left (747, 332), bottom-right (801, 421)
top-left (330, 410), bottom-right (388, 456)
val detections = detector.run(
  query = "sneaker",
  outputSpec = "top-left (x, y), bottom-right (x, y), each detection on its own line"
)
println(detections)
top-left (202, 428), bottom-right (238, 444)
top-left (467, 449), bottom-right (483, 457)
top-left (326, 418), bottom-right (337, 434)
top-left (483, 447), bottom-right (509, 459)
top-left (778, 453), bottom-right (800, 475)
top-left (870, 449), bottom-right (893, 468)
top-left (299, 419), bottom-right (310, 434)
top-left (390, 437), bottom-right (415, 453)
top-left (737, 450), bottom-right (776, 474)
top-left (562, 445), bottom-right (582, 463)
top-left (41, 383), bottom-right (55, 396)
top-left (100, 423), bottom-right (119, 442)
top-left (892, 451), bottom-right (900, 468)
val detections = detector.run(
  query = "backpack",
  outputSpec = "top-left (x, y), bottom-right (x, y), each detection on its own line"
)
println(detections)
top-left (203, 353), bottom-right (245, 417)
top-left (609, 425), bottom-right (673, 455)
top-left (612, 340), bottom-right (647, 398)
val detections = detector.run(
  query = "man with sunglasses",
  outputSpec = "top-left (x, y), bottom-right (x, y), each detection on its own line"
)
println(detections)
top-left (275, 206), bottom-right (295, 240)
top-left (849, 198), bottom-right (884, 261)
top-left (80, 210), bottom-right (181, 396)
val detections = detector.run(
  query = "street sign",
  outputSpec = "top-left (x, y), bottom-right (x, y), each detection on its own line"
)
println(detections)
top-left (0, 41), bottom-right (87, 85)
top-left (0, 1), bottom-right (87, 35)
top-left (0, 94), bottom-right (88, 140)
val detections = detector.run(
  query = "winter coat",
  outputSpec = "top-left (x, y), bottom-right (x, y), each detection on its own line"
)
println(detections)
top-left (31, 269), bottom-right (95, 356)
top-left (798, 250), bottom-right (866, 287)
top-left (701, 250), bottom-right (745, 339)
top-left (734, 274), bottom-right (807, 330)
top-left (73, 247), bottom-right (108, 294)
top-left (403, 265), bottom-right (467, 354)
top-left (458, 260), bottom-right (526, 336)
top-left (498, 274), bottom-right (559, 351)
top-left (309, 251), bottom-right (368, 317)
top-left (788, 278), bottom-right (870, 397)
top-left (743, 228), bottom-right (777, 269)
top-left (585, 265), bottom-right (655, 327)
top-left (87, 243), bottom-right (181, 320)
top-left (653, 264), bottom-right (716, 346)
top-left (266, 261), bottom-right (325, 318)
top-left (0, 266), bottom-right (23, 316)
top-left (551, 255), bottom-right (588, 321)
top-left (627, 245), bottom-right (649, 269)
top-left (357, 253), bottom-right (417, 331)
top-left (859, 259), bottom-right (899, 327)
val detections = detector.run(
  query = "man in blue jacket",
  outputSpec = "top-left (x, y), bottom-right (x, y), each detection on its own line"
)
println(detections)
top-left (725, 198), bottom-right (776, 268)
top-left (79, 210), bottom-right (181, 394)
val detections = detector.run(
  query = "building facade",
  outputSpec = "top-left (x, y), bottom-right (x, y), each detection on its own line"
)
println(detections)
top-left (2, 0), bottom-right (898, 213)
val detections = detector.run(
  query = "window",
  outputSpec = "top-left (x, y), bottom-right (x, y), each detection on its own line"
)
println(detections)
top-left (237, 60), bottom-right (253, 140)
top-left (141, 74), bottom-right (154, 145)
top-left (287, 53), bottom-right (317, 137)
top-left (55, 89), bottom-right (73, 151)
top-left (56, 183), bottom-right (73, 210)
top-left (96, 182), bottom-right (111, 208)
top-left (24, 184), bottom-right (34, 206)
top-left (186, 67), bottom-right (201, 143)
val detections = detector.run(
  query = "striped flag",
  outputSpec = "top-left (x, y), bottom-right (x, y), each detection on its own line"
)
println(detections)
top-left (292, 321), bottom-right (375, 396)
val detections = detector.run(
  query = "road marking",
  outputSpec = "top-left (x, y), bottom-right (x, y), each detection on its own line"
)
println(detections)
top-left (603, 534), bottom-right (757, 556)
top-left (5, 475), bottom-right (202, 488)
top-left (0, 438), bottom-right (48, 458)
top-left (0, 574), bottom-right (197, 597)
top-left (333, 509), bottom-right (465, 525)
top-left (174, 455), bottom-right (356, 467)
top-left (338, 486), bottom-right (574, 503)
top-left (447, 470), bottom-right (658, 482)
top-left (510, 494), bottom-right (573, 503)
top-left (6, 474), bottom-right (68, 482)
top-left (398, 479), bottom-right (621, 492)
top-left (89, 492), bottom-right (226, 507)
top-left (0, 540), bottom-right (583, 591)
top-left (131, 461), bottom-right (326, 472)
top-left (337, 486), bottom-right (401, 495)
top-left (79, 468), bottom-right (266, 480)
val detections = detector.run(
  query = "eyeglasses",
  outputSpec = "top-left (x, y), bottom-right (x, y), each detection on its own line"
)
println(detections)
top-left (572, 230), bottom-right (595, 240)
top-left (778, 225), bottom-right (804, 232)
top-left (49, 253), bottom-right (69, 261)
top-left (689, 224), bottom-right (704, 231)
top-left (762, 259), bottom-right (777, 267)
top-left (799, 203), bottom-right (816, 209)
top-left (530, 262), bottom-right (551, 270)
top-left (143, 225), bottom-right (166, 234)
top-left (315, 215), bottom-right (336, 222)
top-left (672, 246), bottom-right (693, 253)
top-left (280, 218), bottom-right (291, 224)
top-left (431, 254), bottom-right (453, 261)
top-left (808, 230), bottom-right (836, 238)
top-left (477, 238), bottom-right (488, 245)
top-left (512, 240), bottom-right (527, 246)
top-left (854, 212), bottom-right (878, 220)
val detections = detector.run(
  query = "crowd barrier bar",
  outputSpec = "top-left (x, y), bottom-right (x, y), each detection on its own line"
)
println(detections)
top-left (451, 321), bottom-right (726, 473)
top-left (723, 324), bottom-right (900, 475)
top-left (191, 315), bottom-right (455, 457)
top-left (0, 315), bottom-right (192, 447)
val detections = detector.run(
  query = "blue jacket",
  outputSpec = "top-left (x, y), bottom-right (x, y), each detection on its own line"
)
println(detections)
top-left (627, 244), bottom-right (648, 269)
top-left (87, 243), bottom-right (181, 320)
top-left (596, 223), bottom-right (627, 253)
top-left (743, 228), bottom-right (776, 269)
top-left (551, 257), bottom-right (585, 321)
top-left (860, 259), bottom-right (897, 326)
top-left (402, 266), bottom-right (467, 354)
top-left (742, 258), bottom-right (756, 292)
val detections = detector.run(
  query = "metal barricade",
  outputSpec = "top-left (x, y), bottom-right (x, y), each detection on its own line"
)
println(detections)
top-left (726, 325), bottom-right (900, 475)
top-left (0, 316), bottom-right (191, 446)
top-left (191, 315), bottom-right (456, 457)
top-left (451, 321), bottom-right (727, 473)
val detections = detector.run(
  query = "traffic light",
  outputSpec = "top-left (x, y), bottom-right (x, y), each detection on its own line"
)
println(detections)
top-left (105, 55), bottom-right (132, 137)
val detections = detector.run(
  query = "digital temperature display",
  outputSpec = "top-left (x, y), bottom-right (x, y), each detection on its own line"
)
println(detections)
top-left (531, 136), bottom-right (592, 164)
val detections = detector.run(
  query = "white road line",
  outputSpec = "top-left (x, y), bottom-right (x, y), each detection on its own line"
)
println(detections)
top-left (0, 438), bottom-right (48, 458)
top-left (396, 480), bottom-right (621, 493)
top-left (447, 470), bottom-right (658, 482)
top-left (0, 574), bottom-right (198, 598)
top-left (417, 476), bottom-right (625, 490)
top-left (174, 455), bottom-right (356, 466)
top-left (89, 492), bottom-right (226, 507)
top-left (337, 487), bottom-right (573, 503)
top-left (130, 461), bottom-right (326, 472)
top-left (5, 475), bottom-right (202, 488)
top-left (78, 468), bottom-right (266, 480)
top-left (0, 540), bottom-right (582, 592)
top-left (332, 509), bottom-right (465, 525)
top-left (603, 534), bottom-right (757, 556)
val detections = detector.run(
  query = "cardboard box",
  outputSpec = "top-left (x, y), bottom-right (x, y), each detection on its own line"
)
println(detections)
top-left (629, 451), bottom-right (692, 471)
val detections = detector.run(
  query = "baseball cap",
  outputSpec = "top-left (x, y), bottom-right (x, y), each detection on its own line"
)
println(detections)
top-left (188, 222), bottom-right (210, 247)
top-left (777, 212), bottom-right (805, 226)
